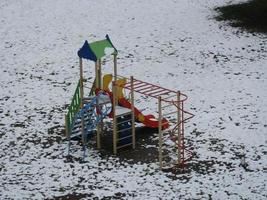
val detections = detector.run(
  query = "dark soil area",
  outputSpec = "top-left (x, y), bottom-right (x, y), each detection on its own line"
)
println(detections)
top-left (65, 125), bottom-right (161, 164)
top-left (215, 0), bottom-right (267, 33)
top-left (48, 192), bottom-right (127, 200)
top-left (99, 126), bottom-right (160, 164)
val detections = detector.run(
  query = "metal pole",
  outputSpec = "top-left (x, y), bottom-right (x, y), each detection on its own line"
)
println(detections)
top-left (95, 61), bottom-right (98, 90)
top-left (114, 54), bottom-right (117, 82)
top-left (65, 114), bottom-right (68, 137)
top-left (65, 114), bottom-right (70, 155)
top-left (96, 60), bottom-right (101, 149)
top-left (113, 54), bottom-right (118, 106)
top-left (158, 96), bottom-right (163, 170)
top-left (112, 81), bottom-right (117, 155)
top-left (99, 59), bottom-right (104, 141)
top-left (98, 59), bottom-right (102, 89)
top-left (181, 101), bottom-right (185, 167)
top-left (177, 91), bottom-right (181, 165)
top-left (79, 57), bottom-right (86, 158)
top-left (130, 76), bottom-right (135, 149)
top-left (79, 57), bottom-right (84, 102)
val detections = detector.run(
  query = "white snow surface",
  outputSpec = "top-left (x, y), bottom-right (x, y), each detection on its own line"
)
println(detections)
top-left (0, 0), bottom-right (266, 199)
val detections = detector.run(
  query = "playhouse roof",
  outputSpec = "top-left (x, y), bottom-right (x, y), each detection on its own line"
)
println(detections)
top-left (77, 34), bottom-right (117, 62)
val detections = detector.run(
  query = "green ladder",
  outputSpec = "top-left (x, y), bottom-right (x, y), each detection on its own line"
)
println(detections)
top-left (65, 80), bottom-right (82, 137)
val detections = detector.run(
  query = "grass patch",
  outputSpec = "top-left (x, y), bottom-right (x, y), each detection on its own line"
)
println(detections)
top-left (215, 0), bottom-right (267, 33)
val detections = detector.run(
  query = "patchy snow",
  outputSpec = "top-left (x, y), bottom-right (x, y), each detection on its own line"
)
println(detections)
top-left (0, 0), bottom-right (266, 199)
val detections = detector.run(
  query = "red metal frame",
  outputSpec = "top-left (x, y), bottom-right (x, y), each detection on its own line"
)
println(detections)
top-left (124, 78), bottom-right (189, 103)
top-left (117, 77), bottom-right (194, 168)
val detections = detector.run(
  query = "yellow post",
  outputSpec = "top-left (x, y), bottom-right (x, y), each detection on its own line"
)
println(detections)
top-left (112, 81), bottom-right (117, 155)
top-left (177, 91), bottom-right (181, 165)
top-left (113, 54), bottom-right (117, 82)
top-left (158, 96), bottom-right (163, 170)
top-left (130, 76), bottom-right (135, 149)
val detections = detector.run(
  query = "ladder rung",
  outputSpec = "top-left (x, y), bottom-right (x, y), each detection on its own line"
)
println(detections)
top-left (117, 119), bottom-right (132, 125)
top-left (70, 132), bottom-right (82, 138)
top-left (138, 86), bottom-right (159, 93)
top-left (131, 81), bottom-right (143, 85)
top-left (124, 81), bottom-right (143, 88)
top-left (125, 80), bottom-right (139, 88)
top-left (145, 89), bottom-right (166, 96)
top-left (117, 142), bottom-right (132, 149)
top-left (162, 111), bottom-right (177, 117)
top-left (76, 115), bottom-right (93, 121)
top-left (117, 127), bottom-right (132, 133)
top-left (115, 113), bottom-right (132, 118)
top-left (77, 116), bottom-right (92, 122)
top-left (161, 104), bottom-right (173, 109)
top-left (73, 124), bottom-right (82, 130)
top-left (73, 120), bottom-right (91, 129)
top-left (135, 85), bottom-right (154, 92)
top-left (162, 93), bottom-right (177, 100)
top-left (133, 83), bottom-right (149, 90)
top-left (117, 134), bottom-right (132, 141)
top-left (152, 92), bottom-right (170, 98)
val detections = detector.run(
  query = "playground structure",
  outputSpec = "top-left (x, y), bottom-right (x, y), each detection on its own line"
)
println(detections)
top-left (65, 35), bottom-right (194, 169)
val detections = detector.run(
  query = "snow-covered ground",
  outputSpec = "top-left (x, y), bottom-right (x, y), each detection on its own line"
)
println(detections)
top-left (0, 0), bottom-right (266, 199)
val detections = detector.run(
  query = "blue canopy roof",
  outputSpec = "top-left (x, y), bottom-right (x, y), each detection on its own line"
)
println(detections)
top-left (77, 35), bottom-right (117, 62)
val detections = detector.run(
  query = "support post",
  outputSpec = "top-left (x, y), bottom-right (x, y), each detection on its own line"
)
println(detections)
top-left (65, 114), bottom-right (70, 155)
top-left (98, 59), bottom-right (102, 89)
top-left (79, 57), bottom-right (86, 158)
top-left (113, 54), bottom-right (118, 106)
top-left (112, 81), bottom-right (117, 155)
top-left (95, 61), bottom-right (98, 90)
top-left (96, 59), bottom-right (102, 149)
top-left (113, 54), bottom-right (117, 82)
top-left (99, 59), bottom-right (103, 147)
top-left (158, 96), bottom-right (163, 170)
top-left (130, 76), bottom-right (135, 149)
top-left (96, 119), bottom-right (101, 149)
top-left (65, 114), bottom-right (68, 137)
top-left (79, 57), bottom-right (84, 103)
top-left (177, 91), bottom-right (181, 165)
top-left (181, 101), bottom-right (185, 167)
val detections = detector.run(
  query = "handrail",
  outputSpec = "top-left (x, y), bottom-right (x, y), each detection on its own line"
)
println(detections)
top-left (65, 80), bottom-right (81, 136)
